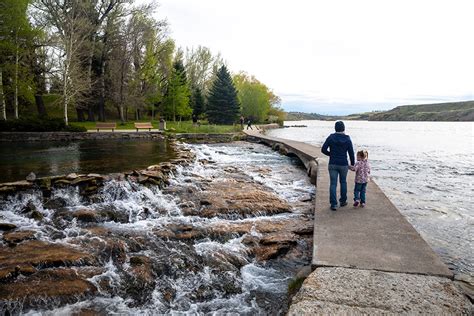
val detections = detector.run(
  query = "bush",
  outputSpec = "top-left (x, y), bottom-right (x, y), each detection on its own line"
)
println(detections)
top-left (0, 117), bottom-right (86, 132)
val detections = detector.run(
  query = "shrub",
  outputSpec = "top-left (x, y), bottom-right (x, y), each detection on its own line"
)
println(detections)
top-left (0, 117), bottom-right (86, 132)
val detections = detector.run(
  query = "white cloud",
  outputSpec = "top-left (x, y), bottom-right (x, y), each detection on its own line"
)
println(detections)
top-left (152, 0), bottom-right (474, 114)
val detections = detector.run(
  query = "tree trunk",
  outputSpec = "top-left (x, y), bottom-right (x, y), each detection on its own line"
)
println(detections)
top-left (0, 68), bottom-right (6, 120)
top-left (35, 94), bottom-right (47, 117)
top-left (87, 107), bottom-right (95, 121)
top-left (76, 108), bottom-right (85, 121)
top-left (98, 59), bottom-right (106, 121)
top-left (14, 35), bottom-right (19, 119)
top-left (63, 69), bottom-right (69, 126)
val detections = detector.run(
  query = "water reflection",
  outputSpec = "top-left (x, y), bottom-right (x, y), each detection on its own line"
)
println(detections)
top-left (0, 139), bottom-right (175, 183)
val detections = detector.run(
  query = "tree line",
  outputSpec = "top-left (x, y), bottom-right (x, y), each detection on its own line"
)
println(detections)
top-left (0, 0), bottom-right (284, 125)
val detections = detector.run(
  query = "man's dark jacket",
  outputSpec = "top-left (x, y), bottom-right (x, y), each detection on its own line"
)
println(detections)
top-left (321, 132), bottom-right (355, 166)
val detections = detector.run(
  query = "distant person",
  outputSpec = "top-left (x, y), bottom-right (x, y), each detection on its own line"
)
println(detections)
top-left (321, 121), bottom-right (355, 211)
top-left (240, 116), bottom-right (245, 129)
top-left (350, 150), bottom-right (371, 207)
top-left (192, 114), bottom-right (198, 126)
top-left (246, 119), bottom-right (253, 130)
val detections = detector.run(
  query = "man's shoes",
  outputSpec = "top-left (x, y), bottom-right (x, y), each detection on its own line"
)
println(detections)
top-left (353, 200), bottom-right (360, 207)
top-left (330, 206), bottom-right (337, 211)
top-left (340, 202), bottom-right (348, 207)
top-left (360, 203), bottom-right (366, 208)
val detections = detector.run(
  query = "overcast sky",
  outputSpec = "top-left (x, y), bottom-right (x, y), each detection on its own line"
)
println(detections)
top-left (153, 0), bottom-right (474, 114)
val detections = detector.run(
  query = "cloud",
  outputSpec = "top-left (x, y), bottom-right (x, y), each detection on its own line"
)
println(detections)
top-left (153, 0), bottom-right (474, 113)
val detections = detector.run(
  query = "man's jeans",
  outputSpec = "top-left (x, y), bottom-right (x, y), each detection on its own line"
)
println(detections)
top-left (328, 164), bottom-right (349, 208)
top-left (354, 182), bottom-right (367, 203)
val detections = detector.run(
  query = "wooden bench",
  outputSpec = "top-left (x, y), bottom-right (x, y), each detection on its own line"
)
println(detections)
top-left (95, 122), bottom-right (116, 132)
top-left (134, 122), bottom-right (153, 132)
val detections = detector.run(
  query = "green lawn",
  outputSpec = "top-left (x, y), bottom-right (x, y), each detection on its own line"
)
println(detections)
top-left (70, 120), bottom-right (242, 133)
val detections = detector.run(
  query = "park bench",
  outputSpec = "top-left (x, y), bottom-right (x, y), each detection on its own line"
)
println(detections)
top-left (134, 122), bottom-right (153, 132)
top-left (95, 122), bottom-right (116, 132)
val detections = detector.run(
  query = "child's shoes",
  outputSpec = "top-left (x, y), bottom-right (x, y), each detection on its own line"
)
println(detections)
top-left (360, 203), bottom-right (366, 208)
top-left (353, 200), bottom-right (360, 207)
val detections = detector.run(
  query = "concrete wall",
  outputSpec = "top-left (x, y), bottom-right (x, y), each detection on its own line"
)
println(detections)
top-left (0, 132), bottom-right (165, 142)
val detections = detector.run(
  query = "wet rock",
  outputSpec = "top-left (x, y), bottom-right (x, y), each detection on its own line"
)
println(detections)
top-left (3, 230), bottom-right (37, 244)
top-left (66, 173), bottom-right (79, 180)
top-left (129, 256), bottom-right (154, 283)
top-left (154, 224), bottom-right (206, 240)
top-left (26, 172), bottom-right (36, 182)
top-left (190, 181), bottom-right (291, 219)
top-left (260, 232), bottom-right (298, 245)
top-left (43, 197), bottom-right (67, 209)
top-left (254, 243), bottom-right (292, 261)
top-left (0, 268), bottom-right (99, 310)
top-left (30, 209), bottom-right (44, 221)
top-left (0, 223), bottom-right (17, 231)
top-left (73, 209), bottom-right (100, 223)
top-left (138, 175), bottom-right (149, 183)
top-left (0, 240), bottom-right (95, 274)
top-left (21, 201), bottom-right (37, 213)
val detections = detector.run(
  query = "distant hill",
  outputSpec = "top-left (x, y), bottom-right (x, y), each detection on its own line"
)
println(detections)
top-left (285, 101), bottom-right (474, 122)
top-left (368, 101), bottom-right (474, 121)
top-left (285, 112), bottom-right (338, 121)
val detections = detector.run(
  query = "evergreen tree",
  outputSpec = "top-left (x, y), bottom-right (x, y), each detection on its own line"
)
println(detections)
top-left (191, 87), bottom-right (205, 117)
top-left (206, 65), bottom-right (240, 124)
top-left (163, 59), bottom-right (191, 121)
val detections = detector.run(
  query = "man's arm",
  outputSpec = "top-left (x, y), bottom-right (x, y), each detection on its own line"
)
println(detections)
top-left (348, 139), bottom-right (355, 165)
top-left (321, 137), bottom-right (330, 156)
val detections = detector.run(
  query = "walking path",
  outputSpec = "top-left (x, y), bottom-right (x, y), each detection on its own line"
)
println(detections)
top-left (244, 127), bottom-right (471, 314)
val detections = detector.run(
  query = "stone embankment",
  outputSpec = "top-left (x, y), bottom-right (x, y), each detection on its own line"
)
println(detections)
top-left (0, 131), bottom-right (245, 143)
top-left (244, 127), bottom-right (472, 315)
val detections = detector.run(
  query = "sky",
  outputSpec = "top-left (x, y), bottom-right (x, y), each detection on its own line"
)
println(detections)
top-left (151, 0), bottom-right (474, 114)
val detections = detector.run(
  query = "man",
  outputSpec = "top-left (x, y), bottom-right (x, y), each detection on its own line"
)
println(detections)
top-left (321, 121), bottom-right (355, 211)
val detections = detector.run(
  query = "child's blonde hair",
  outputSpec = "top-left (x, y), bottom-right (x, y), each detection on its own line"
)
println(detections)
top-left (357, 150), bottom-right (368, 160)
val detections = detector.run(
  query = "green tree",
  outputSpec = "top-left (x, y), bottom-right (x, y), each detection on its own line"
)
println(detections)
top-left (163, 59), bottom-right (191, 121)
top-left (206, 65), bottom-right (239, 124)
top-left (0, 0), bottom-right (35, 120)
top-left (191, 87), bottom-right (205, 117)
top-left (233, 72), bottom-right (274, 123)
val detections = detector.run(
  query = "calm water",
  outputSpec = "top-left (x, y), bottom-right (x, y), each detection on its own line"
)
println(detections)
top-left (269, 120), bottom-right (474, 278)
top-left (0, 140), bottom-right (176, 183)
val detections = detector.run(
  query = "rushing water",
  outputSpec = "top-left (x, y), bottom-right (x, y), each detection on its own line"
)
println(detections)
top-left (0, 139), bottom-right (176, 183)
top-left (269, 120), bottom-right (474, 278)
top-left (0, 142), bottom-right (315, 315)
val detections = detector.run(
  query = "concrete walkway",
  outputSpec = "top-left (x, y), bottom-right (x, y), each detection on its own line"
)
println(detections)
top-left (244, 128), bottom-right (473, 313)
top-left (244, 128), bottom-right (451, 277)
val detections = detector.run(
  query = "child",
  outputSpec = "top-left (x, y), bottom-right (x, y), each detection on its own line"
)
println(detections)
top-left (351, 150), bottom-right (370, 207)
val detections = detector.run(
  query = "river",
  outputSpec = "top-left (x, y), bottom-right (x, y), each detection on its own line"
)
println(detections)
top-left (0, 139), bottom-right (176, 183)
top-left (268, 120), bottom-right (474, 279)
top-left (0, 142), bottom-right (314, 315)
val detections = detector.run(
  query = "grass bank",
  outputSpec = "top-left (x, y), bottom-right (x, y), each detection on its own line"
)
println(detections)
top-left (70, 120), bottom-right (242, 133)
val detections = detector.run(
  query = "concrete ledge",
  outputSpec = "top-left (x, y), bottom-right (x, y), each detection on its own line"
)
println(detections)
top-left (288, 267), bottom-right (472, 315)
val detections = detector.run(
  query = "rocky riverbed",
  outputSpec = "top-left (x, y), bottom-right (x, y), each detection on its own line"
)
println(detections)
top-left (0, 142), bottom-right (315, 315)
